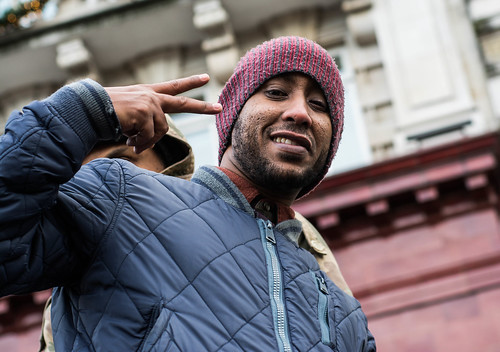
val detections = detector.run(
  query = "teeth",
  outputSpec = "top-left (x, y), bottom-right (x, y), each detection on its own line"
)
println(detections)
top-left (274, 137), bottom-right (297, 145)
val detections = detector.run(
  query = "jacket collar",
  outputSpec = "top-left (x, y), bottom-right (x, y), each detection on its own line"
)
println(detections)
top-left (191, 166), bottom-right (303, 244)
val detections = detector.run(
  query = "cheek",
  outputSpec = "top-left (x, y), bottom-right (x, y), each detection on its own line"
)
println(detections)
top-left (315, 120), bottom-right (333, 149)
top-left (136, 151), bottom-right (165, 172)
top-left (236, 109), bottom-right (269, 136)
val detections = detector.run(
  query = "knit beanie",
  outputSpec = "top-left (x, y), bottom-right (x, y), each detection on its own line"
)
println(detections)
top-left (216, 36), bottom-right (344, 198)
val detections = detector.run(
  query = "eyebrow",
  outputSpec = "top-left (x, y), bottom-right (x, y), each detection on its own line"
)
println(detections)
top-left (105, 146), bottom-right (130, 159)
top-left (273, 74), bottom-right (296, 85)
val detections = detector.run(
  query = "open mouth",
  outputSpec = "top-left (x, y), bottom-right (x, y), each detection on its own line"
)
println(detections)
top-left (273, 137), bottom-right (298, 146)
top-left (270, 132), bottom-right (312, 151)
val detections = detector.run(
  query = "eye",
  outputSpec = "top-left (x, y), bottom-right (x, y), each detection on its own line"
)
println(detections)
top-left (309, 99), bottom-right (328, 112)
top-left (265, 89), bottom-right (287, 99)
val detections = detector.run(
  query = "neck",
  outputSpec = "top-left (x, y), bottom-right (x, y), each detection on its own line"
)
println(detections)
top-left (219, 156), bottom-right (299, 207)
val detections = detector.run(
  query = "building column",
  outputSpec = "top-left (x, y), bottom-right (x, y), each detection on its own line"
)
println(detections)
top-left (56, 38), bottom-right (100, 82)
top-left (373, 0), bottom-right (493, 154)
top-left (342, 0), bottom-right (396, 161)
top-left (193, 0), bottom-right (239, 85)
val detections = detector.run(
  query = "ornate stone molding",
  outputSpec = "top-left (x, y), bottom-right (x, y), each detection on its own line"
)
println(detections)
top-left (56, 38), bottom-right (100, 81)
top-left (342, 0), bottom-right (376, 46)
top-left (193, 0), bottom-right (238, 84)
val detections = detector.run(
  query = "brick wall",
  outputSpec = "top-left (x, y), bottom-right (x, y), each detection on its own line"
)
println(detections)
top-left (295, 132), bottom-right (500, 351)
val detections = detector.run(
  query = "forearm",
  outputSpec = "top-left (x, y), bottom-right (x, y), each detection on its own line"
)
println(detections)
top-left (0, 79), bottom-right (120, 295)
top-left (2, 79), bottom-right (119, 185)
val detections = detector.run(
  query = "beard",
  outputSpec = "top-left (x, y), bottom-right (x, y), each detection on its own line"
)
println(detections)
top-left (231, 117), bottom-right (327, 194)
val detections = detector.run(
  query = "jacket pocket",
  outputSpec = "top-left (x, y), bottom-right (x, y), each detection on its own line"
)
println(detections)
top-left (311, 271), bottom-right (334, 347)
top-left (139, 303), bottom-right (173, 352)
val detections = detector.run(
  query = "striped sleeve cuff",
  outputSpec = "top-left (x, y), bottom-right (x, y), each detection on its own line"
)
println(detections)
top-left (67, 79), bottom-right (121, 141)
top-left (46, 79), bottom-right (121, 148)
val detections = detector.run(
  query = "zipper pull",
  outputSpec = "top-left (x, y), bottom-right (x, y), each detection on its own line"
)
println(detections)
top-left (265, 220), bottom-right (276, 244)
top-left (316, 275), bottom-right (329, 295)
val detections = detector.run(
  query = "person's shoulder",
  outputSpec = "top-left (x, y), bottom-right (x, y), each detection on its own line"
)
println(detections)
top-left (83, 157), bottom-right (131, 176)
top-left (61, 158), bottom-right (128, 196)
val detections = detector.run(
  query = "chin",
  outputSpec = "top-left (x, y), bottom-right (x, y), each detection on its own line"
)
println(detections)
top-left (233, 143), bottom-right (322, 192)
top-left (257, 164), bottom-right (315, 191)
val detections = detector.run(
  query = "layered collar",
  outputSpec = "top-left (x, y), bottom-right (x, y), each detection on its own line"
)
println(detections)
top-left (191, 166), bottom-right (302, 244)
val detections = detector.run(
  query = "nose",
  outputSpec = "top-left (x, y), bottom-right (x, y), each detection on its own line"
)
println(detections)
top-left (281, 96), bottom-right (312, 127)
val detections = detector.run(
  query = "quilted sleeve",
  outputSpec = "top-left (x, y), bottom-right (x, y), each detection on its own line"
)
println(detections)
top-left (0, 80), bottom-right (121, 296)
top-left (364, 329), bottom-right (377, 351)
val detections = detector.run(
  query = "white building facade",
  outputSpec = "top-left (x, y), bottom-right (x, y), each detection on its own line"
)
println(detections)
top-left (2, 0), bottom-right (499, 173)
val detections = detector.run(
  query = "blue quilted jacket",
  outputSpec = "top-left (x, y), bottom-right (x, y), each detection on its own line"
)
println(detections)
top-left (0, 80), bottom-right (376, 351)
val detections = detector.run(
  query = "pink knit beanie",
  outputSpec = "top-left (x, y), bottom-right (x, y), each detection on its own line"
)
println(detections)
top-left (216, 36), bottom-right (344, 198)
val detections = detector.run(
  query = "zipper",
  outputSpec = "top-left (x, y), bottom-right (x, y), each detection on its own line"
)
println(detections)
top-left (259, 219), bottom-right (292, 352)
top-left (139, 303), bottom-right (171, 352)
top-left (311, 272), bottom-right (332, 346)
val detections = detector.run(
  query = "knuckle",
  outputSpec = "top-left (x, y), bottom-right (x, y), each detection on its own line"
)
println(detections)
top-left (178, 96), bottom-right (188, 106)
top-left (170, 79), bottom-right (181, 91)
top-left (158, 119), bottom-right (168, 131)
top-left (134, 105), bottom-right (149, 118)
top-left (134, 104), bottom-right (149, 115)
top-left (154, 129), bottom-right (165, 140)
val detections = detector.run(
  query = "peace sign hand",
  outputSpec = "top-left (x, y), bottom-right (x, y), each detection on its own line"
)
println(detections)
top-left (105, 74), bottom-right (222, 154)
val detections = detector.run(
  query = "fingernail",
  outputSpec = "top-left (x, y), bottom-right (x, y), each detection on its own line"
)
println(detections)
top-left (199, 73), bottom-right (210, 81)
top-left (213, 103), bottom-right (222, 110)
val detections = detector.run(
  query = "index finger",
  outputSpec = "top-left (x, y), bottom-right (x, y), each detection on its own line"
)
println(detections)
top-left (148, 74), bottom-right (211, 96)
top-left (159, 95), bottom-right (222, 115)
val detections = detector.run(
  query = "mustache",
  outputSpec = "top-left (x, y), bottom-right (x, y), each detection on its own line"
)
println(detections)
top-left (266, 124), bottom-right (311, 136)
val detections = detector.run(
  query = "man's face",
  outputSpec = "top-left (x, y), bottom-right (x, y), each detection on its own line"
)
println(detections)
top-left (230, 73), bottom-right (332, 195)
top-left (83, 144), bottom-right (165, 172)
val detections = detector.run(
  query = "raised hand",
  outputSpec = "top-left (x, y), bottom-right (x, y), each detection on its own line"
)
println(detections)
top-left (105, 74), bottom-right (222, 154)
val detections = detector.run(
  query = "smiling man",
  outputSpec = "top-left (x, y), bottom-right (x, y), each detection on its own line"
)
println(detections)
top-left (0, 36), bottom-right (375, 351)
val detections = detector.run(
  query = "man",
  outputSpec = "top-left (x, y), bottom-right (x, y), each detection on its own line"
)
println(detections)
top-left (82, 114), bottom-right (195, 180)
top-left (40, 107), bottom-right (353, 352)
top-left (1, 36), bottom-right (374, 351)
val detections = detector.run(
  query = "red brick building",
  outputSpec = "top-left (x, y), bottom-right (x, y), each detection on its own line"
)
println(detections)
top-left (294, 132), bottom-right (500, 351)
